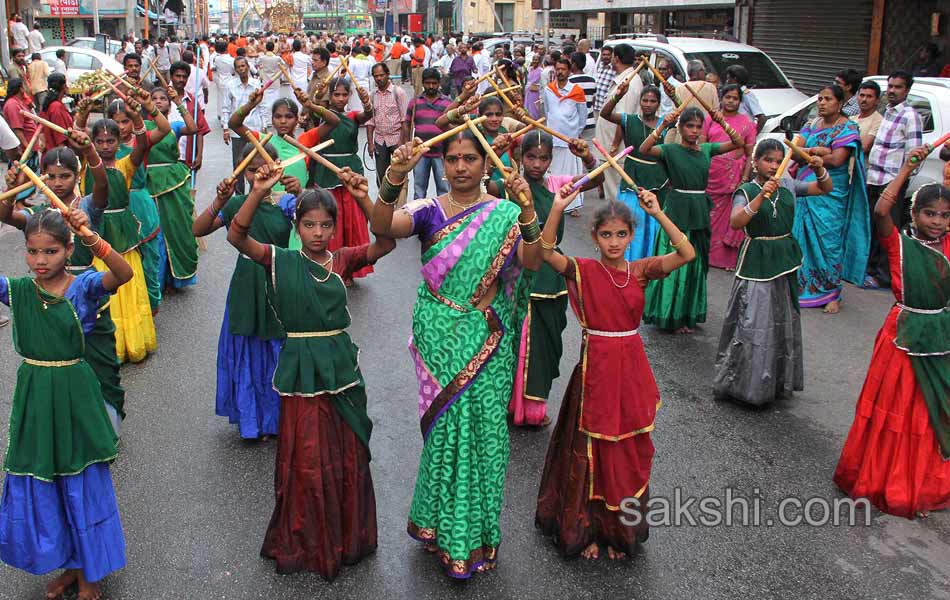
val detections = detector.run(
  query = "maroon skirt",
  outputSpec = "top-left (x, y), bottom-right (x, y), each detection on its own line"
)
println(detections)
top-left (261, 394), bottom-right (377, 580)
top-left (535, 364), bottom-right (650, 556)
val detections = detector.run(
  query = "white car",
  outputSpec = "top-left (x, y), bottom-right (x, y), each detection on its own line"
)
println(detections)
top-left (603, 35), bottom-right (808, 118)
top-left (68, 37), bottom-right (124, 57)
top-left (760, 76), bottom-right (950, 197)
top-left (40, 46), bottom-right (123, 86)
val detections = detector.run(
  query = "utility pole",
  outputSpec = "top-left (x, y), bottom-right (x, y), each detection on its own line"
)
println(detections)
top-left (229, 0), bottom-right (234, 33)
top-left (93, 0), bottom-right (100, 34)
top-left (543, 0), bottom-right (549, 53)
top-left (0, 0), bottom-right (8, 73)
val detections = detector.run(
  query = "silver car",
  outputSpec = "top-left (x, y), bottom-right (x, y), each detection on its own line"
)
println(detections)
top-left (40, 46), bottom-right (124, 86)
top-left (761, 76), bottom-right (950, 197)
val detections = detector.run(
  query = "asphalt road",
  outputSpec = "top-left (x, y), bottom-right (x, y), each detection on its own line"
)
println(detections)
top-left (0, 85), bottom-right (947, 599)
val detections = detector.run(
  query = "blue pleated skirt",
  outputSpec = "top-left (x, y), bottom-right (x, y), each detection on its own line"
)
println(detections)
top-left (619, 188), bottom-right (660, 262)
top-left (156, 229), bottom-right (197, 290)
top-left (215, 304), bottom-right (282, 439)
top-left (0, 463), bottom-right (126, 582)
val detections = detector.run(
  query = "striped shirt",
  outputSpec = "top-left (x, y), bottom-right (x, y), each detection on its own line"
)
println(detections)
top-left (367, 84), bottom-right (409, 147)
top-left (407, 93), bottom-right (453, 157)
top-left (593, 61), bottom-right (615, 113)
top-left (867, 100), bottom-right (922, 186)
top-left (568, 73), bottom-right (596, 131)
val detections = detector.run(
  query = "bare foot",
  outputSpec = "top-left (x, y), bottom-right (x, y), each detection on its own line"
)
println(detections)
top-left (823, 300), bottom-right (840, 314)
top-left (260, 434), bottom-right (271, 442)
top-left (46, 570), bottom-right (77, 599)
top-left (675, 326), bottom-right (694, 334)
top-left (607, 546), bottom-right (627, 560)
top-left (916, 510), bottom-right (930, 518)
top-left (581, 542), bottom-right (599, 560)
top-left (539, 415), bottom-right (551, 427)
top-left (424, 542), bottom-right (438, 553)
top-left (76, 572), bottom-right (102, 600)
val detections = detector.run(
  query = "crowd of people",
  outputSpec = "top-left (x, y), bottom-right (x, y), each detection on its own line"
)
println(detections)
top-left (0, 26), bottom-right (946, 599)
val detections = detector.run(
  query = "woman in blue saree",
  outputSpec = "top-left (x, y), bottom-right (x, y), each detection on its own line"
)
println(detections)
top-left (371, 132), bottom-right (541, 578)
top-left (793, 84), bottom-right (870, 313)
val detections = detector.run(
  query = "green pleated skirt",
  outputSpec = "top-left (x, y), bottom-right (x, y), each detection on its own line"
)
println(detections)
top-left (643, 228), bottom-right (710, 330)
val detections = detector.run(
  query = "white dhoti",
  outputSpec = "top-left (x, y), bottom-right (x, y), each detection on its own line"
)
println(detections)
top-left (594, 115), bottom-right (621, 202)
top-left (261, 86), bottom-right (281, 130)
top-left (552, 147), bottom-right (584, 211)
top-left (347, 80), bottom-right (369, 113)
top-left (291, 76), bottom-right (308, 110)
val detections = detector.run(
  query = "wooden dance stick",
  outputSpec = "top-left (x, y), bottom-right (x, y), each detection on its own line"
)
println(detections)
top-left (88, 85), bottom-right (113, 102)
top-left (140, 59), bottom-right (156, 81)
top-left (509, 117), bottom-right (545, 141)
top-left (485, 76), bottom-right (516, 110)
top-left (322, 59), bottom-right (345, 84)
top-left (280, 135), bottom-right (339, 173)
top-left (494, 64), bottom-right (516, 89)
top-left (18, 128), bottom-right (41, 164)
top-left (244, 131), bottom-right (277, 167)
top-left (642, 58), bottom-right (679, 106)
top-left (420, 115), bottom-right (488, 152)
top-left (618, 59), bottom-right (647, 90)
top-left (260, 74), bottom-right (279, 92)
top-left (229, 132), bottom-right (274, 180)
top-left (763, 140), bottom-right (800, 200)
top-left (20, 111), bottom-right (89, 145)
top-left (473, 70), bottom-right (495, 85)
top-left (102, 78), bottom-right (131, 101)
top-left (276, 63), bottom-right (300, 92)
top-left (592, 139), bottom-right (637, 189)
top-left (910, 131), bottom-right (950, 165)
top-left (782, 136), bottom-right (812, 163)
top-left (465, 119), bottom-right (531, 207)
top-left (571, 146), bottom-right (635, 192)
top-left (514, 113), bottom-right (574, 146)
top-left (19, 165), bottom-right (94, 237)
top-left (483, 84), bottom-right (521, 99)
top-left (151, 60), bottom-right (171, 90)
top-left (0, 175), bottom-right (47, 202)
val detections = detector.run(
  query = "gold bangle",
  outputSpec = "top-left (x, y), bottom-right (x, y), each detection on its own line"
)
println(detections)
top-left (521, 235), bottom-right (541, 245)
top-left (540, 237), bottom-right (557, 250)
top-left (670, 234), bottom-right (687, 248)
top-left (384, 168), bottom-right (407, 187)
top-left (80, 232), bottom-right (102, 247)
top-left (518, 213), bottom-right (537, 226)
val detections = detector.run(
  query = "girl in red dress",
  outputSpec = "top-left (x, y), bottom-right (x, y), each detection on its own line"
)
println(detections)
top-left (833, 147), bottom-right (950, 519)
top-left (534, 184), bottom-right (696, 560)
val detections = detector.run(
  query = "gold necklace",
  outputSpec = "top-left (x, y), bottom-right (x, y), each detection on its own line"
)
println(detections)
top-left (300, 250), bottom-right (334, 283)
top-left (447, 192), bottom-right (484, 214)
top-left (33, 276), bottom-right (73, 310)
top-left (598, 259), bottom-right (631, 289)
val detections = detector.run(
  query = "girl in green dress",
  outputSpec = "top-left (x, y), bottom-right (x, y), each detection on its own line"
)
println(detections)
top-left (371, 134), bottom-right (542, 578)
top-left (0, 139), bottom-right (127, 432)
top-left (501, 131), bottom-right (603, 427)
top-left (0, 206), bottom-right (132, 600)
top-left (226, 90), bottom-right (340, 195)
top-left (84, 91), bottom-right (166, 363)
top-left (601, 84), bottom-right (670, 260)
top-left (228, 162), bottom-right (394, 580)
top-left (638, 106), bottom-right (744, 333)
top-left (192, 143), bottom-right (302, 440)
top-left (307, 76), bottom-right (375, 282)
top-left (146, 86), bottom-right (200, 291)
top-left (713, 139), bottom-right (833, 405)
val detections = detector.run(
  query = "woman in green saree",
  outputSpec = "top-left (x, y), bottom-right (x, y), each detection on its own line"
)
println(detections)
top-left (371, 132), bottom-right (542, 578)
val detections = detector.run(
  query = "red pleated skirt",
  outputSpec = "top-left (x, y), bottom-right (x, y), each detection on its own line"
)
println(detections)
top-left (261, 394), bottom-right (377, 579)
top-left (535, 364), bottom-right (651, 556)
top-left (833, 309), bottom-right (950, 519)
top-left (327, 187), bottom-right (373, 280)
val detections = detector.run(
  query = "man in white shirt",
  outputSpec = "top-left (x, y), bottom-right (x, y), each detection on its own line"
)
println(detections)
top-left (594, 43), bottom-right (643, 201)
top-left (290, 39), bottom-right (310, 110)
top-left (473, 43), bottom-right (493, 94)
top-left (27, 23), bottom-right (43, 54)
top-left (655, 59), bottom-right (680, 118)
top-left (168, 35), bottom-right (182, 63)
top-left (211, 41), bottom-right (236, 125)
top-left (182, 50), bottom-right (209, 108)
top-left (257, 41), bottom-right (283, 128)
top-left (577, 39), bottom-right (596, 76)
top-left (53, 49), bottom-right (67, 76)
top-left (347, 46), bottom-right (374, 112)
top-left (431, 36), bottom-right (444, 62)
top-left (221, 56), bottom-right (263, 194)
top-left (541, 56), bottom-right (589, 211)
top-left (10, 15), bottom-right (28, 50)
top-left (155, 37), bottom-right (172, 84)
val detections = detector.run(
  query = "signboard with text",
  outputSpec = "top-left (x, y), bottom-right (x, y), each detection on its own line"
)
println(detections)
top-left (48, 0), bottom-right (81, 16)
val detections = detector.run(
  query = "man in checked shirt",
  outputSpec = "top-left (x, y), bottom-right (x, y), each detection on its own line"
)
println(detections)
top-left (367, 62), bottom-right (408, 185)
top-left (864, 70), bottom-right (922, 289)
